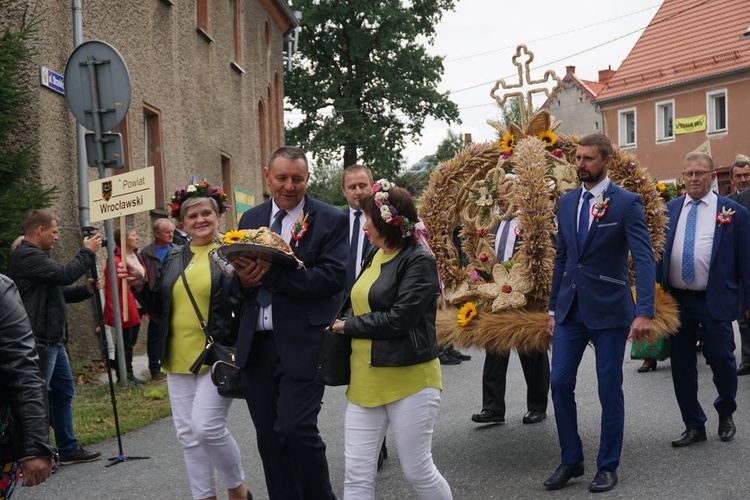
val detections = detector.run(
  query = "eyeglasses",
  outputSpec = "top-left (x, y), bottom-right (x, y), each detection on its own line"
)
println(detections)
top-left (682, 170), bottom-right (711, 179)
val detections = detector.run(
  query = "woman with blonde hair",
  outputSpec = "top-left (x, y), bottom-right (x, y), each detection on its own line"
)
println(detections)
top-left (124, 182), bottom-right (251, 500)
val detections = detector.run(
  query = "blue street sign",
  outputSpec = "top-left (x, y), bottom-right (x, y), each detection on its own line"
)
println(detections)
top-left (40, 66), bottom-right (65, 95)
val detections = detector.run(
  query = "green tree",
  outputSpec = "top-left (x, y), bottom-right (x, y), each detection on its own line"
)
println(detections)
top-left (496, 96), bottom-right (523, 136)
top-left (433, 129), bottom-right (464, 163)
top-left (397, 129), bottom-right (463, 195)
top-left (306, 161), bottom-right (346, 207)
top-left (286, 0), bottom-right (460, 180)
top-left (0, 1), bottom-right (57, 269)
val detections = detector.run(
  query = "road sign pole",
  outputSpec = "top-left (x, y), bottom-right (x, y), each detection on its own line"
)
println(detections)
top-left (65, 38), bottom-right (149, 467)
top-left (83, 55), bottom-right (128, 387)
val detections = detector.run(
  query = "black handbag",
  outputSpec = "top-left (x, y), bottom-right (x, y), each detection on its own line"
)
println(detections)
top-left (210, 360), bottom-right (244, 399)
top-left (315, 279), bottom-right (364, 386)
top-left (181, 269), bottom-right (243, 398)
top-left (315, 327), bottom-right (351, 386)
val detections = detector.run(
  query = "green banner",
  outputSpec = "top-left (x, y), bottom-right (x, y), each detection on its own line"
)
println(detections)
top-left (674, 114), bottom-right (706, 135)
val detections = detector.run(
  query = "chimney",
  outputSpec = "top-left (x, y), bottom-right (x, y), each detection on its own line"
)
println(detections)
top-left (565, 65), bottom-right (575, 76)
top-left (598, 66), bottom-right (616, 84)
top-left (463, 133), bottom-right (472, 146)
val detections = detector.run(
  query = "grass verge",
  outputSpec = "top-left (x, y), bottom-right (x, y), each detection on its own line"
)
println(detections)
top-left (70, 378), bottom-right (172, 448)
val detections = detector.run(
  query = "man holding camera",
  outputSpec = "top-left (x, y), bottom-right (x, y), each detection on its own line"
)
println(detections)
top-left (7, 210), bottom-right (103, 465)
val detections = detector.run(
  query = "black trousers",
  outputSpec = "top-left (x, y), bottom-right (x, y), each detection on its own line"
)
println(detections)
top-left (114, 324), bottom-right (140, 380)
top-left (482, 349), bottom-right (550, 417)
top-left (146, 319), bottom-right (163, 375)
top-left (240, 333), bottom-right (334, 500)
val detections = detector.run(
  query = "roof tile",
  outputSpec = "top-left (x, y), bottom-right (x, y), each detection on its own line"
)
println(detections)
top-left (596, 0), bottom-right (750, 102)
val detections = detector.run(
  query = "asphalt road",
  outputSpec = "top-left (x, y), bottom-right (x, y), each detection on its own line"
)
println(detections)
top-left (15, 329), bottom-right (750, 499)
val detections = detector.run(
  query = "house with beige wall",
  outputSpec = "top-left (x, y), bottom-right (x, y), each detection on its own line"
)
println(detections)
top-left (596, 0), bottom-right (750, 193)
top-left (10, 0), bottom-right (297, 360)
top-left (541, 65), bottom-right (613, 136)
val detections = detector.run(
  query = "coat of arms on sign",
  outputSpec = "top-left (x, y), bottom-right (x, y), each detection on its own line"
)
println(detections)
top-left (102, 180), bottom-right (112, 201)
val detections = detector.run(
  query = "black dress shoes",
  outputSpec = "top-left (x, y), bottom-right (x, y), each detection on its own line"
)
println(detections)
top-left (738, 363), bottom-right (750, 376)
top-left (589, 469), bottom-right (617, 492)
top-left (522, 410), bottom-right (547, 424)
top-left (447, 348), bottom-right (471, 361)
top-left (544, 462), bottom-right (584, 490)
top-left (671, 427), bottom-right (707, 447)
top-left (438, 351), bottom-right (461, 365)
top-left (719, 415), bottom-right (736, 441)
top-left (471, 409), bottom-right (504, 424)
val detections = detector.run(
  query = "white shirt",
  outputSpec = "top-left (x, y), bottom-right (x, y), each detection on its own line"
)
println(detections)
top-left (257, 199), bottom-right (305, 331)
top-left (494, 218), bottom-right (518, 261)
top-left (349, 208), bottom-right (366, 277)
top-left (577, 177), bottom-right (611, 232)
top-left (668, 191), bottom-right (717, 291)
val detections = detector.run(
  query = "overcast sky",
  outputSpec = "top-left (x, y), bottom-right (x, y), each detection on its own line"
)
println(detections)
top-left (402, 0), bottom-right (664, 166)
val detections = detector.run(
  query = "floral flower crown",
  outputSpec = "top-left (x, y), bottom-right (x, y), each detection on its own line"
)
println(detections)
top-left (170, 181), bottom-right (229, 221)
top-left (372, 178), bottom-right (416, 237)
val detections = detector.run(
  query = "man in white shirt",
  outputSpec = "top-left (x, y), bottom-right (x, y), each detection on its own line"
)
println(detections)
top-left (472, 216), bottom-right (549, 425)
top-left (341, 164), bottom-right (373, 289)
top-left (660, 152), bottom-right (750, 448)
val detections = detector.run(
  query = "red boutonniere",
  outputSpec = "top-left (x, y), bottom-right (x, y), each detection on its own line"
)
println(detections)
top-left (290, 212), bottom-right (310, 247)
top-left (591, 196), bottom-right (610, 219)
top-left (513, 225), bottom-right (521, 238)
top-left (716, 206), bottom-right (735, 226)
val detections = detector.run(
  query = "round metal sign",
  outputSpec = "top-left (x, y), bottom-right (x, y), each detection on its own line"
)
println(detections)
top-left (64, 40), bottom-right (131, 132)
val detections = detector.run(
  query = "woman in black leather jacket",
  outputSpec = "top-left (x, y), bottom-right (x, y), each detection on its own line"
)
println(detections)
top-left (0, 274), bottom-right (54, 497)
top-left (331, 181), bottom-right (452, 499)
top-left (126, 186), bottom-right (251, 500)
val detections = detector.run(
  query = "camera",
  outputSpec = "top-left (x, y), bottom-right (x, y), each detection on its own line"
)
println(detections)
top-left (82, 226), bottom-right (107, 247)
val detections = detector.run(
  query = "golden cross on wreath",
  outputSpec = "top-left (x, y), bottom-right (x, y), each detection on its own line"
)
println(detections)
top-left (490, 45), bottom-right (561, 130)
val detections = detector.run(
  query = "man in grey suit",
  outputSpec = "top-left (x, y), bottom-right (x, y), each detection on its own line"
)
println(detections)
top-left (729, 157), bottom-right (750, 375)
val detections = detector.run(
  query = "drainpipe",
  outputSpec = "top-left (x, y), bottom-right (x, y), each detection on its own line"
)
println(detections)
top-left (73, 0), bottom-right (89, 227)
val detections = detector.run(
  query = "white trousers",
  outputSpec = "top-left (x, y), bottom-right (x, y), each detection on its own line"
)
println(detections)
top-left (344, 387), bottom-right (452, 500)
top-left (167, 372), bottom-right (245, 499)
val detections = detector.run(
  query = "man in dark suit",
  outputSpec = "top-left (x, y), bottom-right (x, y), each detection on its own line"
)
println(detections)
top-left (231, 147), bottom-right (348, 499)
top-left (727, 158), bottom-right (750, 375)
top-left (659, 152), bottom-right (750, 449)
top-left (544, 133), bottom-right (655, 493)
top-left (341, 164), bottom-right (373, 289)
top-left (472, 216), bottom-right (549, 425)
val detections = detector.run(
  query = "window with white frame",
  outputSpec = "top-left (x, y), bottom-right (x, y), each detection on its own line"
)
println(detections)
top-left (618, 108), bottom-right (636, 148)
top-left (656, 100), bottom-right (674, 142)
top-left (707, 89), bottom-right (727, 134)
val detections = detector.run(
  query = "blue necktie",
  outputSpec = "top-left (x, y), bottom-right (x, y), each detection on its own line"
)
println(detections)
top-left (577, 191), bottom-right (593, 253)
top-left (257, 210), bottom-right (287, 307)
top-left (347, 210), bottom-right (362, 288)
top-left (681, 200), bottom-right (700, 284)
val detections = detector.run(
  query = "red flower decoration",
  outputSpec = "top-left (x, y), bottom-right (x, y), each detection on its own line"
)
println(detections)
top-left (716, 207), bottom-right (735, 226)
top-left (479, 253), bottom-right (488, 262)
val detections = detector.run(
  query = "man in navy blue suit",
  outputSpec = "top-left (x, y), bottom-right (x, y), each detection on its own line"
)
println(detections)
top-left (659, 152), bottom-right (750, 449)
top-left (341, 164), bottom-right (373, 289)
top-left (231, 147), bottom-right (348, 499)
top-left (544, 134), bottom-right (655, 493)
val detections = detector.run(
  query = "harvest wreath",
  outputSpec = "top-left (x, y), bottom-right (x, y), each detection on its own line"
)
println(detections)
top-left (418, 45), bottom-right (680, 355)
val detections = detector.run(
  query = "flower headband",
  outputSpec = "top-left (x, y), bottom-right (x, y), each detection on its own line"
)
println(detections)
top-left (170, 181), bottom-right (228, 221)
top-left (372, 178), bottom-right (416, 238)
